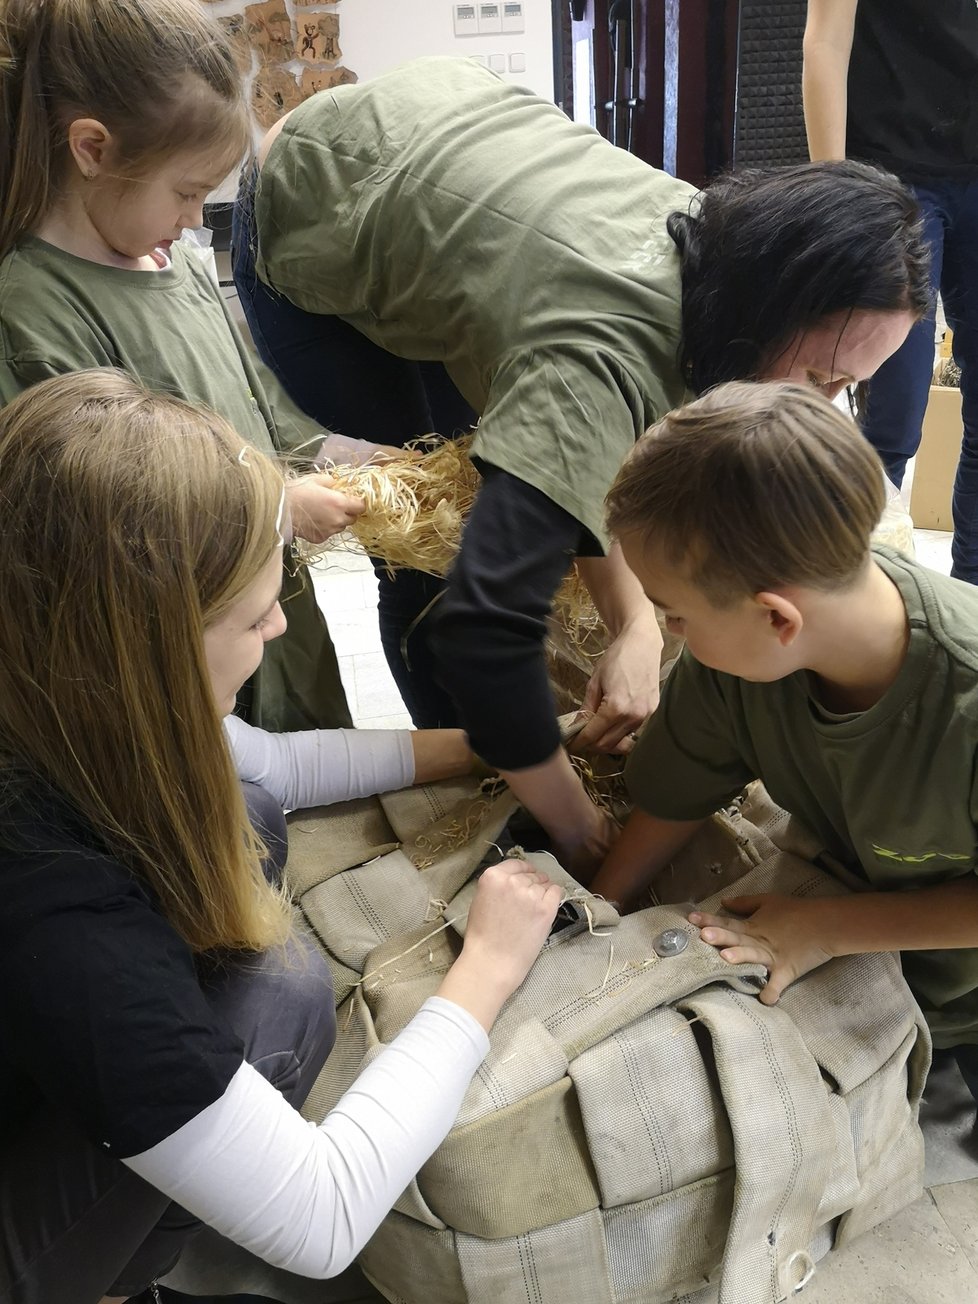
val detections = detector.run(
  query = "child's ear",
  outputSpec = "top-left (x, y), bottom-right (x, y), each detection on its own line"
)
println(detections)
top-left (66, 119), bottom-right (113, 181)
top-left (755, 591), bottom-right (802, 647)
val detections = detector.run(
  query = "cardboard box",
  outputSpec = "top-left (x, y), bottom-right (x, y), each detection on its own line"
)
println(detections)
top-left (909, 385), bottom-right (963, 530)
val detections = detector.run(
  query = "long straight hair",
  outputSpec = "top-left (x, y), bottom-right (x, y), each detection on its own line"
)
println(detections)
top-left (0, 0), bottom-right (250, 261)
top-left (0, 370), bottom-right (291, 953)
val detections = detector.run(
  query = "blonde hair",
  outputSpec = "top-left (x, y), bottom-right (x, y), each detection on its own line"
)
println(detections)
top-left (606, 381), bottom-right (886, 605)
top-left (0, 369), bottom-right (291, 953)
top-left (0, 0), bottom-right (250, 260)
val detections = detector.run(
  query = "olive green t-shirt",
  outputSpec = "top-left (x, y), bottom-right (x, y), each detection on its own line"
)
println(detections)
top-left (626, 548), bottom-right (978, 1046)
top-left (0, 237), bottom-right (351, 733)
top-left (255, 56), bottom-right (694, 549)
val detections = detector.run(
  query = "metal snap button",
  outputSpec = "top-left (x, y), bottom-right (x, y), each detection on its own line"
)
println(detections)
top-left (653, 927), bottom-right (689, 957)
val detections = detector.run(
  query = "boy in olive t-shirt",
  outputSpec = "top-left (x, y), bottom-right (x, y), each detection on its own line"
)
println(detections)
top-left (590, 381), bottom-right (978, 1108)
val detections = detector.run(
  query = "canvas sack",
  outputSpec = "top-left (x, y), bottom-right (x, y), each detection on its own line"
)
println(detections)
top-left (284, 775), bottom-right (929, 1304)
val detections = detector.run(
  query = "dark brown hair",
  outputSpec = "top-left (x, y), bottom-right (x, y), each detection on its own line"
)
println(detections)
top-left (668, 161), bottom-right (931, 394)
top-left (606, 381), bottom-right (886, 604)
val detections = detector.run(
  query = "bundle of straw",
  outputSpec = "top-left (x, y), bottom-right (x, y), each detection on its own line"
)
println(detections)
top-left (305, 436), bottom-right (482, 578)
top-left (304, 435), bottom-right (605, 661)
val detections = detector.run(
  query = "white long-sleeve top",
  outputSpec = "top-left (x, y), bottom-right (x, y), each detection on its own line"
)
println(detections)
top-left (225, 714), bottom-right (415, 811)
top-left (124, 997), bottom-right (487, 1278)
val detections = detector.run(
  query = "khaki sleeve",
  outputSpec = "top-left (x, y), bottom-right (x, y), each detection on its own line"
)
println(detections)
top-left (207, 274), bottom-right (326, 464)
top-left (257, 363), bottom-right (327, 462)
top-left (0, 349), bottom-right (107, 405)
top-left (470, 347), bottom-right (646, 551)
top-left (0, 356), bottom-right (33, 405)
top-left (625, 651), bottom-right (755, 820)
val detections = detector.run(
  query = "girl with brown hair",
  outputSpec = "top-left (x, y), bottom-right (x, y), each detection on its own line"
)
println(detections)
top-left (0, 0), bottom-right (373, 736)
top-left (0, 371), bottom-right (561, 1304)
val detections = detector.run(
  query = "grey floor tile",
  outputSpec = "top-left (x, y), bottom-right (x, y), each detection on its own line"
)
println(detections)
top-left (796, 1193), bottom-right (978, 1302)
top-left (329, 609), bottom-right (385, 658)
top-left (931, 1179), bottom-right (978, 1274)
top-left (357, 713), bottom-right (415, 731)
top-left (353, 652), bottom-right (410, 723)
top-left (921, 1054), bottom-right (978, 1188)
top-left (912, 528), bottom-right (953, 575)
top-left (312, 568), bottom-right (375, 616)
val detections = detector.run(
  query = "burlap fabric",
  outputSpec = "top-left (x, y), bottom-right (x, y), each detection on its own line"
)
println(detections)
top-left (285, 777), bottom-right (929, 1304)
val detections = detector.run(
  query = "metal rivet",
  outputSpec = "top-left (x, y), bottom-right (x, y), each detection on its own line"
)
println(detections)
top-left (653, 927), bottom-right (689, 958)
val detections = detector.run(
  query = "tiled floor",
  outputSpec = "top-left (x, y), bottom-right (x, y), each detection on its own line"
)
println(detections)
top-left (310, 547), bottom-right (412, 731)
top-left (309, 527), bottom-right (978, 1303)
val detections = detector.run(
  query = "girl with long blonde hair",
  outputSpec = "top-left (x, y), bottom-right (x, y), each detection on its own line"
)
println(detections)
top-left (0, 371), bottom-right (561, 1304)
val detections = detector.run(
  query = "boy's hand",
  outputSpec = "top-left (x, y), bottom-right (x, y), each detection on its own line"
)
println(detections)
top-left (288, 473), bottom-right (365, 543)
top-left (554, 808), bottom-right (621, 883)
top-left (689, 894), bottom-right (835, 1005)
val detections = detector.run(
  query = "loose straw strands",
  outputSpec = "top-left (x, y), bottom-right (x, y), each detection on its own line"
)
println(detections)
top-left (568, 754), bottom-right (630, 825)
top-left (303, 435), bottom-right (604, 657)
top-left (302, 435), bottom-right (480, 579)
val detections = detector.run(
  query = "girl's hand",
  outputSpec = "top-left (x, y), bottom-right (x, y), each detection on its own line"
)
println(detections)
top-left (689, 894), bottom-right (836, 1005)
top-left (439, 860), bottom-right (562, 1030)
top-left (288, 473), bottom-right (365, 544)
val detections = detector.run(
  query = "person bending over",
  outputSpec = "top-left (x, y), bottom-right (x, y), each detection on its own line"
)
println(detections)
top-left (238, 56), bottom-right (930, 873)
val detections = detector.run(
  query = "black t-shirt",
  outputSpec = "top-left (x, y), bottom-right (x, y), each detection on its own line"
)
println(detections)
top-left (848, 0), bottom-right (978, 181)
top-left (0, 786), bottom-right (242, 1158)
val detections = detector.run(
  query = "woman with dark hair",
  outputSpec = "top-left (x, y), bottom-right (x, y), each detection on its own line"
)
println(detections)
top-left (233, 57), bottom-right (929, 877)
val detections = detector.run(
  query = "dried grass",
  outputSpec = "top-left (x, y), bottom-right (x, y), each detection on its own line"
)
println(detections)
top-left (305, 436), bottom-right (631, 820)
top-left (303, 435), bottom-right (604, 660)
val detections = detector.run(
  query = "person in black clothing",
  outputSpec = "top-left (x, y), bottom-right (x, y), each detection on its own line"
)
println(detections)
top-left (805, 0), bottom-right (978, 580)
top-left (0, 372), bottom-right (560, 1304)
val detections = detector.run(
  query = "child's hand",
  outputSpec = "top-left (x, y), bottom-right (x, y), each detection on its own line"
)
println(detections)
top-left (288, 473), bottom-right (365, 543)
top-left (555, 808), bottom-right (621, 883)
top-left (438, 860), bottom-right (562, 1031)
top-left (689, 894), bottom-right (835, 1005)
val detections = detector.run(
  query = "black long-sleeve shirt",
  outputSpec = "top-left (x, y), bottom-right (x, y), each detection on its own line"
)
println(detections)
top-left (431, 467), bottom-right (599, 770)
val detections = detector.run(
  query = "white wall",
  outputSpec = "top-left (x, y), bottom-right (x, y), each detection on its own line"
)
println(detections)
top-left (202, 0), bottom-right (553, 98)
top-left (338, 0), bottom-right (554, 98)
top-left (203, 0), bottom-right (554, 198)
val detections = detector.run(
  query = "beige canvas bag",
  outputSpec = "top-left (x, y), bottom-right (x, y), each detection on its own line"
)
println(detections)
top-left (284, 774), bottom-right (929, 1304)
